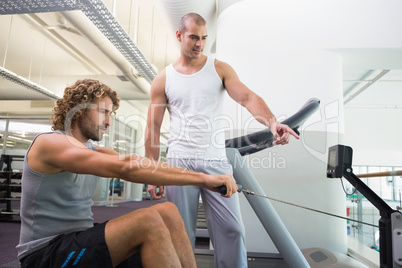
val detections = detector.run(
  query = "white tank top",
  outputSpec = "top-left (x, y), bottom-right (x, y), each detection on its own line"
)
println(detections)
top-left (165, 57), bottom-right (227, 160)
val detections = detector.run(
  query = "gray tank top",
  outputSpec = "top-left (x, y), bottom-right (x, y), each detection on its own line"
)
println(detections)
top-left (16, 131), bottom-right (99, 260)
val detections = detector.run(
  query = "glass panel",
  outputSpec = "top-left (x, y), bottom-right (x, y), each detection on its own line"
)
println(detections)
top-left (380, 167), bottom-right (393, 200)
top-left (105, 118), bottom-right (137, 204)
top-left (395, 167), bottom-right (402, 206)
top-left (347, 164), bottom-right (402, 253)
top-left (367, 167), bottom-right (381, 196)
top-left (361, 202), bottom-right (380, 250)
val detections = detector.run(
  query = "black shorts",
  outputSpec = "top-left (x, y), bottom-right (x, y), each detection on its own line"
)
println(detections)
top-left (20, 222), bottom-right (142, 268)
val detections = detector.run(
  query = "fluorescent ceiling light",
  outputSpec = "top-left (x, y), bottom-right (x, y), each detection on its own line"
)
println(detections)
top-left (0, 121), bottom-right (52, 133)
top-left (343, 69), bottom-right (390, 105)
top-left (0, 66), bottom-right (61, 100)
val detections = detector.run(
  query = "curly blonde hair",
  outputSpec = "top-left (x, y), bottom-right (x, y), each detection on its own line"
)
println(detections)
top-left (52, 79), bottom-right (120, 131)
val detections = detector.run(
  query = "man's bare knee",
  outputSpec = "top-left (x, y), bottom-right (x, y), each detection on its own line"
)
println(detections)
top-left (152, 202), bottom-right (180, 218)
top-left (139, 207), bottom-right (171, 235)
top-left (151, 202), bottom-right (186, 233)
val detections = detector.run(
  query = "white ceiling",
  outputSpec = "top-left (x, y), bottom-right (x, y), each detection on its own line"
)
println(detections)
top-left (339, 49), bottom-right (402, 108)
top-left (0, 0), bottom-right (180, 103)
top-left (0, 0), bottom-right (401, 125)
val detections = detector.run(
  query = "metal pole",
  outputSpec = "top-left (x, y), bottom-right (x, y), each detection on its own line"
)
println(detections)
top-left (226, 148), bottom-right (310, 268)
top-left (357, 191), bottom-right (364, 243)
top-left (2, 118), bottom-right (10, 155)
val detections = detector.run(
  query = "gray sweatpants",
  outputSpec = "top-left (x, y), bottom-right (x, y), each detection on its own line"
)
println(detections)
top-left (166, 158), bottom-right (247, 268)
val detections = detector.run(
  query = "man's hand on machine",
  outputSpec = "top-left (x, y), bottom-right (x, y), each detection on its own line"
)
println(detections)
top-left (148, 174), bottom-right (237, 199)
top-left (270, 121), bottom-right (300, 145)
top-left (148, 185), bottom-right (165, 200)
top-left (204, 174), bottom-right (238, 198)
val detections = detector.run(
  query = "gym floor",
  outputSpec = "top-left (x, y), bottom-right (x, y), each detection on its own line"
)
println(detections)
top-left (195, 250), bottom-right (289, 268)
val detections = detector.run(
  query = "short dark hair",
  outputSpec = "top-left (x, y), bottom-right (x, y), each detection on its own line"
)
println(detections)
top-left (179, 13), bottom-right (206, 33)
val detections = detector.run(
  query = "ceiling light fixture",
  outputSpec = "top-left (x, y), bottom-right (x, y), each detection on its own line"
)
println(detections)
top-left (343, 69), bottom-right (390, 105)
top-left (0, 66), bottom-right (60, 100)
top-left (0, 0), bottom-right (77, 14)
top-left (79, 0), bottom-right (157, 84)
top-left (0, 0), bottom-right (157, 84)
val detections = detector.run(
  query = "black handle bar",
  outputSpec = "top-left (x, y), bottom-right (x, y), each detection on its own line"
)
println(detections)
top-left (220, 98), bottom-right (320, 195)
top-left (224, 98), bottom-right (320, 156)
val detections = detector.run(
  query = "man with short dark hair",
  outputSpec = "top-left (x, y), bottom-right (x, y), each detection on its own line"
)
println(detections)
top-left (145, 13), bottom-right (299, 267)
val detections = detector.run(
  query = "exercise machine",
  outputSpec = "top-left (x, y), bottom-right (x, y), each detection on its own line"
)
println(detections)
top-left (221, 98), bottom-right (370, 267)
top-left (327, 144), bottom-right (402, 268)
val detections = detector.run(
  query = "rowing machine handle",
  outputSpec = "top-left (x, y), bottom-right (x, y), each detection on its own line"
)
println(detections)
top-left (220, 185), bottom-right (227, 195)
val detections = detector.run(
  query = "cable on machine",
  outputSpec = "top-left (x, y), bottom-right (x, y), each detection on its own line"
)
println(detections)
top-left (241, 185), bottom-right (380, 229)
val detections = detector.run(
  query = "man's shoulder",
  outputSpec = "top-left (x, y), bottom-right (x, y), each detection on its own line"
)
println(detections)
top-left (151, 69), bottom-right (167, 90)
top-left (33, 131), bottom-right (59, 143)
top-left (34, 131), bottom-right (82, 149)
top-left (153, 68), bottom-right (167, 80)
top-left (31, 132), bottom-right (64, 150)
top-left (213, 58), bottom-right (229, 68)
top-left (213, 58), bottom-right (234, 80)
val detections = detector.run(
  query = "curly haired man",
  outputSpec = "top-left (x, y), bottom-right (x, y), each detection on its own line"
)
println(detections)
top-left (17, 79), bottom-right (237, 268)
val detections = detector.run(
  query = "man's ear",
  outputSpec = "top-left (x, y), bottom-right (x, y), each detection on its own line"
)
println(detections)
top-left (176, 30), bottom-right (182, 42)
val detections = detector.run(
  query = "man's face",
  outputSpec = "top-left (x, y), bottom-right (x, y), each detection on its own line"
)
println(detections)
top-left (78, 97), bottom-right (114, 142)
top-left (179, 21), bottom-right (208, 59)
